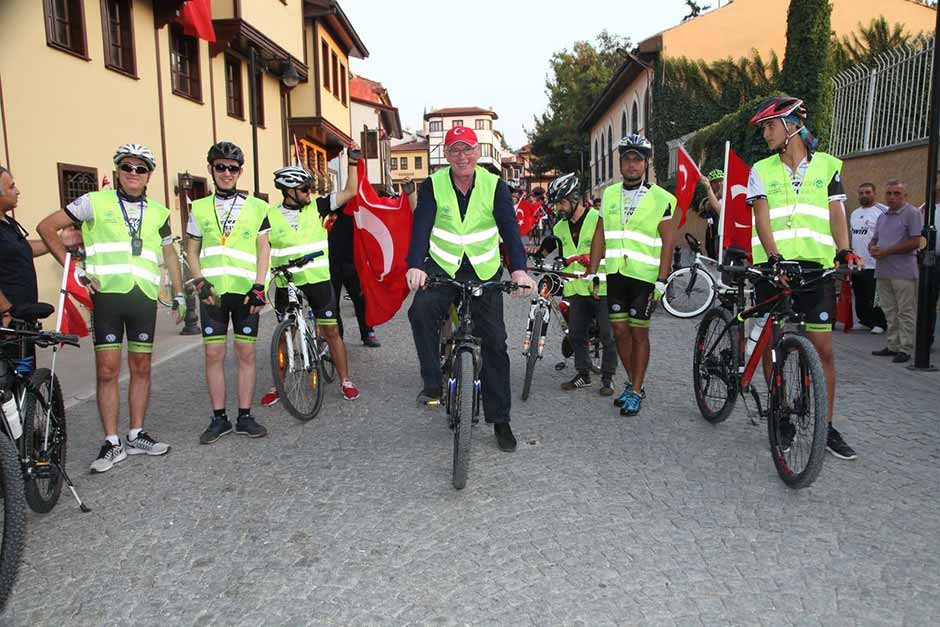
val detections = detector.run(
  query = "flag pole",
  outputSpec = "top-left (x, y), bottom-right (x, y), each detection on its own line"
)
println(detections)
top-left (714, 141), bottom-right (731, 287)
top-left (53, 252), bottom-right (71, 334)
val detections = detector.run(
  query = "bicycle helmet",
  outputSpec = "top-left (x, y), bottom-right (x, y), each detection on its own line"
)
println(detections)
top-left (707, 169), bottom-right (725, 181)
top-left (273, 166), bottom-right (313, 191)
top-left (113, 143), bottom-right (156, 171)
top-left (206, 141), bottom-right (245, 165)
top-left (546, 172), bottom-right (581, 205)
top-left (749, 95), bottom-right (806, 126)
top-left (618, 133), bottom-right (653, 159)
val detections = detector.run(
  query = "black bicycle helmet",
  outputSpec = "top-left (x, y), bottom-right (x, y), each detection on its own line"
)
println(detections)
top-left (618, 133), bottom-right (653, 159)
top-left (547, 172), bottom-right (581, 205)
top-left (206, 141), bottom-right (245, 166)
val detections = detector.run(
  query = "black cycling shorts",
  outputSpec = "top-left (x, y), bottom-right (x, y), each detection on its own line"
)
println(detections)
top-left (273, 281), bottom-right (338, 326)
top-left (754, 260), bottom-right (836, 332)
top-left (90, 286), bottom-right (158, 353)
top-left (606, 273), bottom-right (655, 327)
top-left (200, 293), bottom-right (260, 344)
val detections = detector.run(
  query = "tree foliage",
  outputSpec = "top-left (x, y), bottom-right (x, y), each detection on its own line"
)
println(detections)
top-left (833, 17), bottom-right (931, 72)
top-left (527, 30), bottom-right (630, 185)
top-left (682, 1), bottom-right (710, 21)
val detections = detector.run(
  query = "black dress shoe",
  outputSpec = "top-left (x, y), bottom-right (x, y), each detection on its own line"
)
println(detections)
top-left (892, 352), bottom-right (910, 363)
top-left (362, 331), bottom-right (381, 348)
top-left (493, 423), bottom-right (517, 452)
top-left (872, 348), bottom-right (898, 356)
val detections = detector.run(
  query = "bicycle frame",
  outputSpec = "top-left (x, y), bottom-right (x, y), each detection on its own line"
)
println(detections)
top-left (271, 272), bottom-right (318, 375)
top-left (443, 287), bottom-right (482, 420)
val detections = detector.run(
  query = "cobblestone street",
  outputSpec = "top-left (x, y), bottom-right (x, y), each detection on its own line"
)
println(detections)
top-left (3, 295), bottom-right (939, 626)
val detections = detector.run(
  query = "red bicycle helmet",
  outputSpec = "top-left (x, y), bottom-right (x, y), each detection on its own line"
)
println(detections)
top-left (749, 96), bottom-right (806, 126)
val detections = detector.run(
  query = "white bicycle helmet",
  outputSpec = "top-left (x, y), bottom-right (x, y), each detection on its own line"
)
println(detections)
top-left (113, 143), bottom-right (157, 171)
top-left (273, 166), bottom-right (314, 190)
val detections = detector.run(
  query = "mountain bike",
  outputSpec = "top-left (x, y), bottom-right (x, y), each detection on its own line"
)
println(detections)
top-left (157, 236), bottom-right (191, 308)
top-left (268, 252), bottom-right (335, 421)
top-left (692, 259), bottom-right (847, 489)
top-left (427, 277), bottom-right (518, 490)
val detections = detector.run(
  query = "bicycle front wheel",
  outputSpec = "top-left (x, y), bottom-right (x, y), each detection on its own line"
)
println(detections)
top-left (768, 334), bottom-right (828, 489)
top-left (452, 350), bottom-right (474, 490)
top-left (0, 432), bottom-right (25, 611)
top-left (270, 318), bottom-right (323, 421)
top-left (663, 266), bottom-right (715, 318)
top-left (20, 369), bottom-right (66, 513)
top-left (692, 306), bottom-right (738, 423)
top-left (520, 308), bottom-right (545, 402)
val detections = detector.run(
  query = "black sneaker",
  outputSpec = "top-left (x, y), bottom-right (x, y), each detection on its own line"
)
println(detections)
top-left (561, 373), bottom-right (591, 390)
top-left (494, 423), bottom-right (517, 452)
top-left (599, 378), bottom-right (614, 397)
top-left (417, 386), bottom-right (442, 405)
top-left (826, 427), bottom-right (857, 460)
top-left (777, 418), bottom-right (796, 453)
top-left (891, 352), bottom-right (910, 363)
top-left (199, 417), bottom-right (233, 445)
top-left (234, 415), bottom-right (268, 438)
top-left (872, 348), bottom-right (898, 357)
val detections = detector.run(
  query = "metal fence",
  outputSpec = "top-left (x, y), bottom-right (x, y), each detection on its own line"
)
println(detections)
top-left (830, 38), bottom-right (934, 157)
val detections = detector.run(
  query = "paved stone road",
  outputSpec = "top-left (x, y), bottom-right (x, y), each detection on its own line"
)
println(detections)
top-left (3, 292), bottom-right (938, 626)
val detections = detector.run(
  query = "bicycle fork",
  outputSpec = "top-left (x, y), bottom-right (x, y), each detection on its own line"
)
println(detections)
top-left (46, 344), bottom-right (91, 513)
top-left (522, 301), bottom-right (550, 358)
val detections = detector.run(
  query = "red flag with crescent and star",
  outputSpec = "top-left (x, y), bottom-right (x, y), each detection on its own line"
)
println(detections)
top-left (342, 161), bottom-right (412, 327)
top-left (674, 145), bottom-right (701, 229)
top-left (720, 147), bottom-right (753, 256)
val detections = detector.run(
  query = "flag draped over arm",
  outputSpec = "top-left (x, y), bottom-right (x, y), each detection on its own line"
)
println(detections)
top-left (342, 161), bottom-right (412, 327)
top-left (674, 145), bottom-right (701, 229)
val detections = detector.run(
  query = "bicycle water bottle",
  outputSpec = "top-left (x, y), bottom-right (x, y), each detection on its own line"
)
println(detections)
top-left (744, 314), bottom-right (768, 364)
top-left (1, 391), bottom-right (22, 439)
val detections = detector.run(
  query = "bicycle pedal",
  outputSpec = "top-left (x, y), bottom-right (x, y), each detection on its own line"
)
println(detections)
top-left (28, 461), bottom-right (56, 479)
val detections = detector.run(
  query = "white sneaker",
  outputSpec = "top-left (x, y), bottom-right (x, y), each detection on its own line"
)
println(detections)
top-left (871, 326), bottom-right (885, 335)
top-left (90, 441), bottom-right (127, 473)
top-left (126, 431), bottom-right (170, 456)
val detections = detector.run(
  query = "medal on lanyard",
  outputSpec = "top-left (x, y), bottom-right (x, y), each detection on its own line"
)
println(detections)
top-left (118, 196), bottom-right (145, 256)
top-left (218, 195), bottom-right (237, 246)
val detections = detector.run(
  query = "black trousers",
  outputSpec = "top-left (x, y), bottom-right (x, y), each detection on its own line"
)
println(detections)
top-left (568, 294), bottom-right (617, 378)
top-left (851, 269), bottom-right (887, 329)
top-left (330, 260), bottom-right (372, 340)
top-left (926, 270), bottom-right (939, 347)
top-left (408, 262), bottom-right (511, 424)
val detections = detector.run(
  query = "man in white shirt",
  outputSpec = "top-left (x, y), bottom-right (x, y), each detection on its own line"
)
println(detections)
top-left (850, 182), bottom-right (887, 333)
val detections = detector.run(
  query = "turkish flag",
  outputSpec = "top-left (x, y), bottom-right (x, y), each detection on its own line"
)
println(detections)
top-left (343, 161), bottom-right (412, 327)
top-left (59, 297), bottom-right (89, 338)
top-left (836, 276), bottom-right (854, 332)
top-left (178, 0), bottom-right (216, 43)
top-left (65, 255), bottom-right (93, 310)
top-left (720, 148), bottom-right (752, 257)
top-left (674, 145), bottom-right (701, 229)
top-left (515, 195), bottom-right (541, 237)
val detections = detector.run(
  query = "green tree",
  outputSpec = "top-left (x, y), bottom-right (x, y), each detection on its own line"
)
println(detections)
top-left (528, 30), bottom-right (630, 184)
top-left (682, 0), bottom-right (710, 22)
top-left (833, 17), bottom-right (930, 72)
top-left (777, 0), bottom-right (834, 147)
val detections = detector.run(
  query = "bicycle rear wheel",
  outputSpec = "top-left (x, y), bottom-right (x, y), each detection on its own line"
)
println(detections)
top-left (768, 334), bottom-right (828, 489)
top-left (520, 308), bottom-right (545, 402)
top-left (270, 318), bottom-right (323, 421)
top-left (318, 339), bottom-right (336, 384)
top-left (452, 350), bottom-right (474, 490)
top-left (20, 369), bottom-right (66, 513)
top-left (693, 307), bottom-right (738, 423)
top-left (663, 266), bottom-right (715, 318)
top-left (0, 432), bottom-right (25, 611)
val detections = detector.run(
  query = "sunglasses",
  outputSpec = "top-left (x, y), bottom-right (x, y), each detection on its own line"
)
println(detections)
top-left (296, 186), bottom-right (311, 193)
top-left (213, 163), bottom-right (242, 173)
top-left (119, 164), bottom-right (149, 175)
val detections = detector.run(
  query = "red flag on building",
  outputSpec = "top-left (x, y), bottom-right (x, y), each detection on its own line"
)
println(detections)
top-left (674, 145), bottom-right (701, 229)
top-left (178, 0), bottom-right (215, 43)
top-left (719, 147), bottom-right (753, 257)
top-left (343, 161), bottom-right (412, 327)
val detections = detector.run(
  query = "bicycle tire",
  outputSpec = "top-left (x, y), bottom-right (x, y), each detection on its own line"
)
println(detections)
top-left (270, 318), bottom-right (323, 421)
top-left (20, 369), bottom-right (66, 513)
top-left (663, 266), bottom-right (716, 318)
top-left (767, 334), bottom-right (828, 489)
top-left (318, 340), bottom-right (336, 384)
top-left (692, 306), bottom-right (738, 423)
top-left (0, 432), bottom-right (25, 611)
top-left (452, 350), bottom-right (474, 490)
top-left (521, 308), bottom-right (544, 402)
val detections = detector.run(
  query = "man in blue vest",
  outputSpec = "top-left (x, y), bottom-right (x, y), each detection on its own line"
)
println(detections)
top-left (746, 95), bottom-right (860, 461)
top-left (589, 134), bottom-right (677, 417)
top-left (406, 126), bottom-right (536, 452)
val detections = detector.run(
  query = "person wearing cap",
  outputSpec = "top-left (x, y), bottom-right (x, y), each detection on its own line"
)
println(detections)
top-left (38, 144), bottom-right (186, 473)
top-left (697, 169), bottom-right (724, 260)
top-left (746, 95), bottom-right (860, 461)
top-left (587, 133), bottom-right (677, 418)
top-left (406, 126), bottom-right (536, 453)
top-left (185, 141), bottom-right (272, 445)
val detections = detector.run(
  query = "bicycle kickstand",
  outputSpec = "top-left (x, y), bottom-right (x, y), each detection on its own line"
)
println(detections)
top-left (741, 385), bottom-right (767, 426)
top-left (57, 463), bottom-right (91, 513)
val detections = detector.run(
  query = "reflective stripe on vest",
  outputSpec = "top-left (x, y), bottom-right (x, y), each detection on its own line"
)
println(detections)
top-left (428, 166), bottom-right (501, 280)
top-left (750, 152), bottom-right (841, 268)
top-left (601, 183), bottom-right (675, 284)
top-left (191, 195), bottom-right (269, 295)
top-left (555, 208), bottom-right (607, 297)
top-left (267, 203), bottom-right (331, 287)
top-left (81, 190), bottom-right (168, 299)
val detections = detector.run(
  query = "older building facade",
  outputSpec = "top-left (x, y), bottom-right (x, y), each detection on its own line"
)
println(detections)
top-left (423, 107), bottom-right (503, 175)
top-left (350, 74), bottom-right (402, 193)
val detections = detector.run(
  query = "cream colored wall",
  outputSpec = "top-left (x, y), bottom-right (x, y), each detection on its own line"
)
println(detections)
top-left (238, 0), bottom-right (305, 61)
top-left (210, 0), bottom-right (236, 20)
top-left (315, 23), bottom-right (351, 137)
top-left (587, 73), bottom-right (651, 196)
top-left (289, 21), bottom-right (317, 118)
top-left (662, 0), bottom-right (936, 63)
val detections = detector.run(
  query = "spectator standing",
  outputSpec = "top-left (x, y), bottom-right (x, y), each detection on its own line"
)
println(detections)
top-left (849, 182), bottom-right (888, 333)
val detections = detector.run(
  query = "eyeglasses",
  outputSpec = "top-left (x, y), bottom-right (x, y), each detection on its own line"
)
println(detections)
top-left (296, 186), bottom-right (311, 193)
top-left (119, 164), bottom-right (149, 175)
top-left (447, 145), bottom-right (476, 157)
top-left (213, 164), bottom-right (242, 173)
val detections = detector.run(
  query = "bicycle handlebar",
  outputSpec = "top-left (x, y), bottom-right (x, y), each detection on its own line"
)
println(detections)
top-left (718, 261), bottom-right (849, 289)
top-left (270, 250), bottom-right (324, 276)
top-left (424, 277), bottom-right (519, 294)
top-left (0, 327), bottom-right (80, 348)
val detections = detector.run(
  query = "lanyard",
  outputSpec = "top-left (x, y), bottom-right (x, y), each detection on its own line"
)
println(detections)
top-left (116, 195), bottom-right (145, 238)
top-left (620, 185), bottom-right (644, 225)
top-left (215, 194), bottom-right (240, 244)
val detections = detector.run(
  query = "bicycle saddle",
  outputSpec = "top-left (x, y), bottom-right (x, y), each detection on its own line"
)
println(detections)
top-left (722, 247), bottom-right (749, 264)
top-left (11, 302), bottom-right (55, 321)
